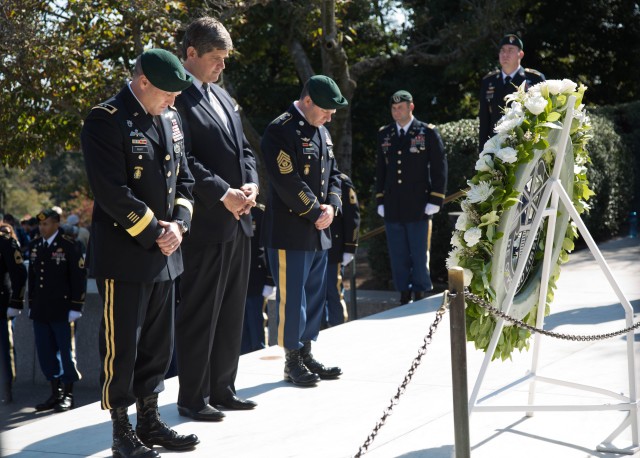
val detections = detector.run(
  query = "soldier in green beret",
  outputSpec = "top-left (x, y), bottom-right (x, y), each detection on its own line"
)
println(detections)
top-left (261, 75), bottom-right (347, 387)
top-left (479, 34), bottom-right (545, 151)
top-left (81, 48), bottom-right (198, 457)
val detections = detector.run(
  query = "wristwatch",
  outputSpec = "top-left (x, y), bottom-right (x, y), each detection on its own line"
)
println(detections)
top-left (173, 219), bottom-right (188, 235)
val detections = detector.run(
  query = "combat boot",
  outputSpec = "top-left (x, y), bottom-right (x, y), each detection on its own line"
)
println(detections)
top-left (301, 341), bottom-right (342, 379)
top-left (54, 383), bottom-right (74, 412)
top-left (284, 348), bottom-right (320, 386)
top-left (111, 407), bottom-right (158, 458)
top-left (36, 379), bottom-right (62, 411)
top-left (136, 394), bottom-right (199, 451)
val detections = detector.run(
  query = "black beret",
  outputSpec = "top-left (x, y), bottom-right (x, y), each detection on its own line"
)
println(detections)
top-left (307, 75), bottom-right (348, 110)
top-left (499, 34), bottom-right (523, 50)
top-left (390, 90), bottom-right (413, 105)
top-left (141, 49), bottom-right (193, 92)
top-left (37, 209), bottom-right (60, 222)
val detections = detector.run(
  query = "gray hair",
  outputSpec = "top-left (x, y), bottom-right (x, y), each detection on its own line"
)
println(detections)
top-left (181, 17), bottom-right (233, 59)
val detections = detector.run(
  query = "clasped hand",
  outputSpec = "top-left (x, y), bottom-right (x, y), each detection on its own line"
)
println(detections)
top-left (315, 204), bottom-right (334, 230)
top-left (223, 184), bottom-right (258, 220)
top-left (156, 220), bottom-right (183, 256)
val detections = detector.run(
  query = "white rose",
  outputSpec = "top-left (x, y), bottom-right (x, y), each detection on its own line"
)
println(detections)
top-left (496, 146), bottom-right (518, 164)
top-left (463, 268), bottom-right (473, 286)
top-left (494, 105), bottom-right (524, 134)
top-left (524, 94), bottom-right (547, 115)
top-left (481, 134), bottom-right (505, 155)
top-left (455, 212), bottom-right (469, 231)
top-left (559, 79), bottom-right (577, 93)
top-left (545, 79), bottom-right (563, 95)
top-left (467, 181), bottom-right (494, 204)
top-left (451, 232), bottom-right (463, 248)
top-left (475, 154), bottom-right (494, 171)
top-left (463, 227), bottom-right (482, 247)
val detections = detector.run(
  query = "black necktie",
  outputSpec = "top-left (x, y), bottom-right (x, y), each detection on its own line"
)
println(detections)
top-left (505, 76), bottom-right (512, 86)
top-left (43, 241), bottom-right (48, 249)
top-left (399, 128), bottom-right (405, 138)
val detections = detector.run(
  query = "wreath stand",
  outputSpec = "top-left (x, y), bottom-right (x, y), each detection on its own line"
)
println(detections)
top-left (467, 95), bottom-right (639, 454)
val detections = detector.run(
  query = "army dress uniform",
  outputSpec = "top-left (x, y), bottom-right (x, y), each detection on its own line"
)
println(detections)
top-left (81, 84), bottom-right (195, 410)
top-left (479, 65), bottom-right (545, 150)
top-left (261, 104), bottom-right (343, 351)
top-left (324, 173), bottom-right (360, 326)
top-left (0, 231), bottom-right (27, 403)
top-left (27, 231), bottom-right (86, 388)
top-left (375, 118), bottom-right (447, 296)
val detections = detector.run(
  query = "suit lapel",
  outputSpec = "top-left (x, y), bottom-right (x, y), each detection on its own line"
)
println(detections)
top-left (209, 84), bottom-right (239, 147)
top-left (188, 84), bottom-right (236, 146)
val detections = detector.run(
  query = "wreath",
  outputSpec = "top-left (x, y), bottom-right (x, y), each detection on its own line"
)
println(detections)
top-left (448, 79), bottom-right (594, 360)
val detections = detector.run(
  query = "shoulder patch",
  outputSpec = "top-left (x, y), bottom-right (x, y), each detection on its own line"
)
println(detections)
top-left (274, 112), bottom-right (292, 126)
top-left (92, 103), bottom-right (118, 114)
top-left (427, 123), bottom-right (436, 129)
top-left (483, 70), bottom-right (500, 80)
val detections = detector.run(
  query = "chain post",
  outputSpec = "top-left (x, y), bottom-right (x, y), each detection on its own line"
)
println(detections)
top-left (448, 268), bottom-right (471, 458)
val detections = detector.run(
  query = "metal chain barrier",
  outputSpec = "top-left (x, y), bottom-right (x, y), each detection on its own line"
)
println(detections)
top-left (461, 288), bottom-right (640, 341)
top-left (354, 295), bottom-right (450, 458)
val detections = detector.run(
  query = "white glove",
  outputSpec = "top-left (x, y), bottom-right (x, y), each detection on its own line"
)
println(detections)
top-left (262, 285), bottom-right (277, 300)
top-left (68, 310), bottom-right (82, 322)
top-left (7, 307), bottom-right (21, 318)
top-left (425, 203), bottom-right (440, 215)
top-left (342, 253), bottom-right (355, 266)
top-left (377, 205), bottom-right (385, 218)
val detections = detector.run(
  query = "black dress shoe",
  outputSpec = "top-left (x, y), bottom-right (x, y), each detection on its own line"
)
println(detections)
top-left (213, 395), bottom-right (257, 410)
top-left (177, 404), bottom-right (225, 422)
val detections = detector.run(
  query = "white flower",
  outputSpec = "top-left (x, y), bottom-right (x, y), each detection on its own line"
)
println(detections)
top-left (451, 232), bottom-right (463, 248)
top-left (463, 227), bottom-right (482, 247)
top-left (494, 102), bottom-right (525, 134)
top-left (455, 212), bottom-right (470, 231)
top-left (504, 81), bottom-right (527, 105)
top-left (545, 79), bottom-right (564, 95)
top-left (446, 248), bottom-right (461, 269)
top-left (496, 146), bottom-right (518, 164)
top-left (559, 79), bottom-right (578, 93)
top-left (475, 154), bottom-right (494, 171)
top-left (463, 268), bottom-right (473, 286)
top-left (524, 94), bottom-right (547, 115)
top-left (466, 180), bottom-right (494, 203)
top-left (481, 134), bottom-right (506, 155)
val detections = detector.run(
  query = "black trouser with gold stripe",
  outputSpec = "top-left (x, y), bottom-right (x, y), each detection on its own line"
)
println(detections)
top-left (97, 278), bottom-right (174, 410)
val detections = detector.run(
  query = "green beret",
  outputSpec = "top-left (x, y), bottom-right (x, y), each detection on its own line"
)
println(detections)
top-left (499, 34), bottom-right (523, 50)
top-left (37, 209), bottom-right (60, 222)
top-left (141, 49), bottom-right (192, 92)
top-left (390, 90), bottom-right (413, 105)
top-left (307, 75), bottom-right (348, 110)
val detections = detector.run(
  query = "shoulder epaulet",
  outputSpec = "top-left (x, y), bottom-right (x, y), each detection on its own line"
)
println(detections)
top-left (379, 123), bottom-right (394, 132)
top-left (273, 111), bottom-right (292, 126)
top-left (427, 123), bottom-right (436, 129)
top-left (92, 103), bottom-right (118, 114)
top-left (482, 70), bottom-right (500, 80)
top-left (62, 234), bottom-right (76, 243)
top-left (525, 68), bottom-right (543, 76)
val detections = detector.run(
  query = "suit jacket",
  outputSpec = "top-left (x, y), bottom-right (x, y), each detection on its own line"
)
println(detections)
top-left (81, 85), bottom-right (195, 282)
top-left (375, 118), bottom-right (448, 223)
top-left (247, 205), bottom-right (274, 297)
top-left (175, 83), bottom-right (259, 245)
top-left (479, 66), bottom-right (545, 150)
top-left (0, 232), bottom-right (27, 311)
top-left (261, 104), bottom-right (343, 251)
top-left (328, 174), bottom-right (360, 263)
top-left (28, 233), bottom-right (86, 322)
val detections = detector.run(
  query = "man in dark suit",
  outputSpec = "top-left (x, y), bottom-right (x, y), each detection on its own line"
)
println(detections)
top-left (173, 16), bottom-right (259, 421)
top-left (261, 75), bottom-right (346, 387)
top-left (376, 90), bottom-right (448, 305)
top-left (479, 34), bottom-right (545, 151)
top-left (82, 49), bottom-right (198, 457)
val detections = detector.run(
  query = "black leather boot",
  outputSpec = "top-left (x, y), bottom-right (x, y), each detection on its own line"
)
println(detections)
top-left (36, 379), bottom-right (62, 411)
top-left (54, 383), bottom-right (74, 412)
top-left (301, 341), bottom-right (342, 379)
top-left (284, 348), bottom-right (320, 386)
top-left (136, 394), bottom-right (199, 451)
top-left (400, 291), bottom-right (412, 305)
top-left (111, 407), bottom-right (158, 458)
